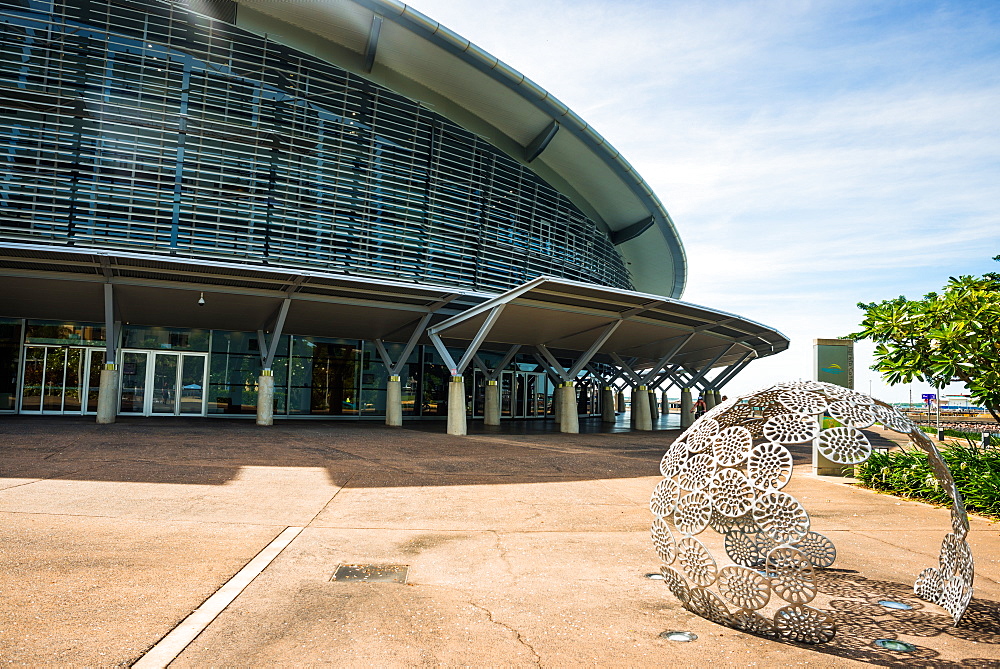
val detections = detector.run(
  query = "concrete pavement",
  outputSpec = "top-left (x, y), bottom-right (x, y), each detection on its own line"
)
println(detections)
top-left (0, 416), bottom-right (998, 667)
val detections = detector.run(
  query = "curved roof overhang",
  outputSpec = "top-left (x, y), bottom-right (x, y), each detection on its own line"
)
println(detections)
top-left (228, 0), bottom-right (687, 298)
top-left (425, 277), bottom-right (789, 373)
top-left (0, 244), bottom-right (784, 374)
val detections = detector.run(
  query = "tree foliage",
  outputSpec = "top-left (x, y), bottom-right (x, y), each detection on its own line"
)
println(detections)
top-left (848, 256), bottom-right (1000, 422)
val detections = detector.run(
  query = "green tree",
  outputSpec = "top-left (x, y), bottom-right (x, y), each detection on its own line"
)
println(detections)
top-left (848, 256), bottom-right (1000, 423)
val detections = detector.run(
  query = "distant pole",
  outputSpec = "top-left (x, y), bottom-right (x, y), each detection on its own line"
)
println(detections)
top-left (936, 388), bottom-right (942, 440)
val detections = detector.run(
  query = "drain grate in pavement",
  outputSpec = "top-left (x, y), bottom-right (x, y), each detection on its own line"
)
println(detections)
top-left (331, 564), bottom-right (408, 583)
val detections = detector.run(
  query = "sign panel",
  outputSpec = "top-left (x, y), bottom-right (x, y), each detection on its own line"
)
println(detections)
top-left (922, 393), bottom-right (936, 401)
top-left (814, 339), bottom-right (854, 389)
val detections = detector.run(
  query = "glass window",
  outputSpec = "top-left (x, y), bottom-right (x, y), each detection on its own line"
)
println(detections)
top-left (0, 318), bottom-right (22, 410)
top-left (208, 330), bottom-right (288, 414)
top-left (25, 320), bottom-right (105, 346)
top-left (288, 335), bottom-right (359, 416)
top-left (123, 325), bottom-right (209, 351)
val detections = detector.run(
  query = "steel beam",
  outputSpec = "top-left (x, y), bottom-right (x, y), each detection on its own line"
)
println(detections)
top-left (363, 14), bottom-right (383, 73)
top-left (525, 120), bottom-right (560, 162)
top-left (567, 320), bottom-right (622, 377)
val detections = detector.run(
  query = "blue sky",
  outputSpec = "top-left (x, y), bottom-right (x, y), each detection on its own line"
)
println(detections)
top-left (407, 0), bottom-right (1000, 403)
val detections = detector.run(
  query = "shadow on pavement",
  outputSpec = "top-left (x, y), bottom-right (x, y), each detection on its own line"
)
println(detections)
top-left (747, 569), bottom-right (1000, 667)
top-left (0, 415), bottom-right (676, 487)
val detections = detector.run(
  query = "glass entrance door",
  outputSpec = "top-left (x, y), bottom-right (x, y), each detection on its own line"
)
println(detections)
top-left (20, 345), bottom-right (102, 414)
top-left (120, 351), bottom-right (207, 416)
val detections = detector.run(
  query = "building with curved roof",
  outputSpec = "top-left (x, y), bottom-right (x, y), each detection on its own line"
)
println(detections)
top-left (0, 0), bottom-right (787, 431)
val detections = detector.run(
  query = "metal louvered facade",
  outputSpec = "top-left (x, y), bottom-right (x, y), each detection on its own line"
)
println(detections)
top-left (0, 0), bottom-right (634, 293)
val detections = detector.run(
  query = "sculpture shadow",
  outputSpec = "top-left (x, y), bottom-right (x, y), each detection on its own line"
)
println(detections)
top-left (769, 569), bottom-right (1000, 667)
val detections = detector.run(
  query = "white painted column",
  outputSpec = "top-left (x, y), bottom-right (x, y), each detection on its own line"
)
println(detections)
top-left (386, 376), bottom-right (402, 426)
top-left (484, 380), bottom-right (501, 426)
top-left (633, 386), bottom-right (652, 431)
top-left (447, 376), bottom-right (467, 436)
top-left (256, 371), bottom-right (274, 426)
top-left (559, 382), bottom-right (579, 433)
top-left (680, 388), bottom-right (694, 429)
top-left (96, 365), bottom-right (119, 425)
top-left (601, 386), bottom-right (616, 423)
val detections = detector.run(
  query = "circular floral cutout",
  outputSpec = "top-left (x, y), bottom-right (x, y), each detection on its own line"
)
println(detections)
top-left (766, 546), bottom-right (817, 604)
top-left (650, 477), bottom-right (680, 518)
top-left (712, 426), bottom-right (753, 467)
top-left (659, 565), bottom-right (690, 603)
top-left (753, 491), bottom-right (810, 544)
top-left (795, 531), bottom-right (837, 568)
top-left (708, 468), bottom-right (755, 518)
top-left (777, 390), bottom-right (829, 415)
top-left (685, 587), bottom-right (731, 625)
top-left (763, 413), bottom-right (819, 445)
top-left (773, 605), bottom-right (836, 644)
top-left (871, 403), bottom-right (914, 433)
top-left (660, 440), bottom-right (687, 478)
top-left (674, 490), bottom-right (713, 535)
top-left (914, 567), bottom-right (944, 602)
top-left (941, 574), bottom-right (973, 624)
top-left (730, 609), bottom-right (777, 637)
top-left (747, 442), bottom-right (794, 490)
top-left (651, 516), bottom-right (677, 564)
top-left (718, 565), bottom-right (770, 610)
top-left (816, 426), bottom-right (872, 464)
top-left (827, 401), bottom-right (876, 429)
top-left (677, 453), bottom-right (716, 492)
top-left (677, 536), bottom-right (718, 587)
top-left (724, 530), bottom-right (775, 568)
top-left (709, 508), bottom-right (735, 535)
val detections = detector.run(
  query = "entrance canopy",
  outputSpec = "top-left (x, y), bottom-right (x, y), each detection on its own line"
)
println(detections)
top-left (426, 276), bottom-right (789, 372)
top-left (0, 243), bottom-right (787, 379)
top-left (0, 243), bottom-right (477, 342)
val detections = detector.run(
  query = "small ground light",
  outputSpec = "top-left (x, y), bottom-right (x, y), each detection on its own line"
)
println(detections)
top-left (659, 631), bottom-right (697, 642)
top-left (645, 572), bottom-right (665, 580)
top-left (874, 639), bottom-right (917, 652)
top-left (878, 600), bottom-right (913, 610)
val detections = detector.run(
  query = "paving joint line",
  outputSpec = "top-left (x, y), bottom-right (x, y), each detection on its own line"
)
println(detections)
top-left (132, 525), bottom-right (303, 669)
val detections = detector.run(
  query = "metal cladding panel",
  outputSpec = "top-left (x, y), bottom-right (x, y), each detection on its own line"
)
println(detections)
top-left (373, 21), bottom-right (549, 147)
top-left (615, 232), bottom-right (683, 302)
top-left (235, 0), bottom-right (372, 55)
top-left (536, 130), bottom-right (650, 227)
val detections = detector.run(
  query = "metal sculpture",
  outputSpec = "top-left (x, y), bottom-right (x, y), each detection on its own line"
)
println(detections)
top-left (650, 380), bottom-right (975, 644)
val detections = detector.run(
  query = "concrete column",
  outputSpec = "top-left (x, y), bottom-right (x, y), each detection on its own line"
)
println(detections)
top-left (386, 376), bottom-right (402, 427)
top-left (633, 386), bottom-right (652, 431)
top-left (616, 390), bottom-right (626, 413)
top-left (553, 384), bottom-right (562, 424)
top-left (648, 390), bottom-right (659, 424)
top-left (484, 380), bottom-right (501, 426)
top-left (661, 390), bottom-right (670, 415)
top-left (713, 390), bottom-right (724, 405)
top-left (601, 386), bottom-right (616, 423)
top-left (256, 371), bottom-right (274, 426)
top-left (96, 365), bottom-right (119, 425)
top-left (559, 382), bottom-right (579, 433)
top-left (705, 392), bottom-right (717, 410)
top-left (447, 376), bottom-right (467, 436)
top-left (680, 388), bottom-right (694, 429)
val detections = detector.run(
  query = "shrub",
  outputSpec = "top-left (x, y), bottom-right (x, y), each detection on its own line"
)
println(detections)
top-left (855, 443), bottom-right (1000, 518)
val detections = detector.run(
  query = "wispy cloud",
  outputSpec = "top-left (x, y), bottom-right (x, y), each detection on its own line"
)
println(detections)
top-left (408, 0), bottom-right (1000, 401)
